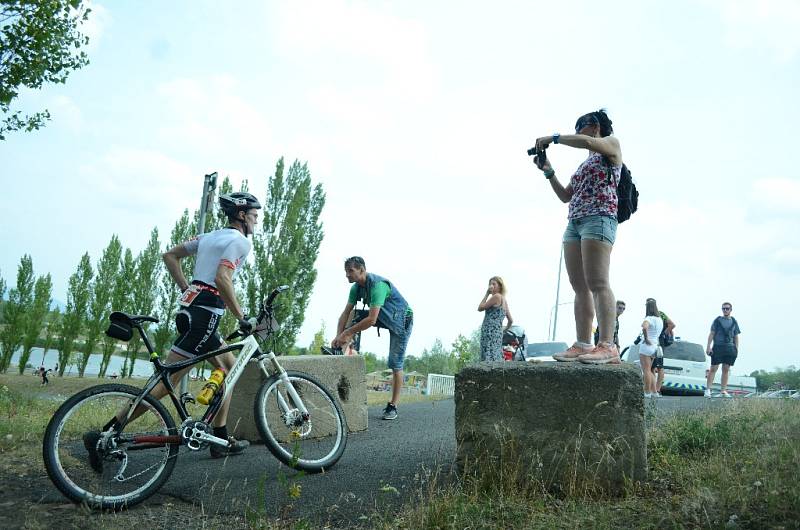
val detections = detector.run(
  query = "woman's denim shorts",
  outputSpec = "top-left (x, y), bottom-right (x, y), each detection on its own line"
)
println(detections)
top-left (563, 215), bottom-right (618, 245)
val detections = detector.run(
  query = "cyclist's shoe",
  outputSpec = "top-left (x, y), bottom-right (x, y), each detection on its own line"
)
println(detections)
top-left (553, 343), bottom-right (593, 362)
top-left (83, 431), bottom-right (103, 473)
top-left (320, 346), bottom-right (343, 356)
top-left (210, 436), bottom-right (250, 459)
top-left (382, 402), bottom-right (398, 421)
top-left (578, 343), bottom-right (621, 365)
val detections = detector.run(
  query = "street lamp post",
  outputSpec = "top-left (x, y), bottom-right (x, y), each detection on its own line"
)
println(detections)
top-left (551, 246), bottom-right (564, 341)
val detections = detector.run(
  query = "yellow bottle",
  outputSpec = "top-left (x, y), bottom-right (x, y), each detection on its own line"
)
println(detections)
top-left (197, 369), bottom-right (226, 405)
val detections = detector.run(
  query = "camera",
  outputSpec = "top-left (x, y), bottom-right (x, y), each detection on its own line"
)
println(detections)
top-left (527, 145), bottom-right (547, 169)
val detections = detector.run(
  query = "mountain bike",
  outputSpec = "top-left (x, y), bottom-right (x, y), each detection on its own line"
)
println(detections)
top-left (42, 285), bottom-right (347, 510)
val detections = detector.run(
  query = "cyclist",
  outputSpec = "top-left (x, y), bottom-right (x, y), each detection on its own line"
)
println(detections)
top-left (86, 192), bottom-right (262, 468)
top-left (332, 257), bottom-right (413, 420)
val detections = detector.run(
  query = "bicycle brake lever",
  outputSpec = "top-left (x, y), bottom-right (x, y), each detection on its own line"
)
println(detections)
top-left (225, 330), bottom-right (241, 342)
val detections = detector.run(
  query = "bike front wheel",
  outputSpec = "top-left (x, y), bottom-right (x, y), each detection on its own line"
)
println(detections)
top-left (254, 371), bottom-right (347, 473)
top-left (42, 384), bottom-right (179, 510)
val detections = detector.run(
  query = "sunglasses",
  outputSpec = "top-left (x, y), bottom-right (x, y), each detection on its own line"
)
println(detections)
top-left (722, 307), bottom-right (732, 311)
top-left (575, 117), bottom-right (598, 133)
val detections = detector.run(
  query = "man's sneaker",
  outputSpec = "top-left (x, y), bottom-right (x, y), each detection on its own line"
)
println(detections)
top-left (704, 389), bottom-right (712, 398)
top-left (210, 437), bottom-right (250, 459)
top-left (644, 392), bottom-right (652, 398)
top-left (83, 431), bottom-right (103, 473)
top-left (578, 343), bottom-right (621, 365)
top-left (721, 391), bottom-right (732, 398)
top-left (382, 402), bottom-right (398, 420)
top-left (553, 343), bottom-right (593, 362)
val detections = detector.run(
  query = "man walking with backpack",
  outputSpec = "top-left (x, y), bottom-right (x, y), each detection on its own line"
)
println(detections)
top-left (705, 302), bottom-right (741, 397)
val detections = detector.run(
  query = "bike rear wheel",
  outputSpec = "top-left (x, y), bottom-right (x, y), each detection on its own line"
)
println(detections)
top-left (254, 371), bottom-right (347, 473)
top-left (43, 384), bottom-right (179, 510)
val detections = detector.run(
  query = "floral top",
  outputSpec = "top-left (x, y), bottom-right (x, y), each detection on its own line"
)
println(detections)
top-left (567, 152), bottom-right (622, 220)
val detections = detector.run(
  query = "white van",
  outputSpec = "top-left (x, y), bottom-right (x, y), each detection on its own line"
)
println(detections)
top-left (622, 339), bottom-right (707, 395)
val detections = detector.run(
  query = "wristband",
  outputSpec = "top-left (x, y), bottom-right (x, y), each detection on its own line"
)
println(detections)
top-left (544, 169), bottom-right (555, 179)
top-left (552, 133), bottom-right (560, 144)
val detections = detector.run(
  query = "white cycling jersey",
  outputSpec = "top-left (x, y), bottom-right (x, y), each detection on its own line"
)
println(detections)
top-left (184, 227), bottom-right (251, 286)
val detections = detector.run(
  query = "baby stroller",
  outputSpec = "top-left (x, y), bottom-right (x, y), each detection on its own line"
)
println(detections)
top-left (502, 325), bottom-right (528, 361)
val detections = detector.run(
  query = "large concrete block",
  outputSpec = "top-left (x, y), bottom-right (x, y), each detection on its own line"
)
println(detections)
top-left (227, 355), bottom-right (367, 441)
top-left (455, 362), bottom-right (646, 494)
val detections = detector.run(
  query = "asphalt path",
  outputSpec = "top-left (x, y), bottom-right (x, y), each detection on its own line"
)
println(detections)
top-left (37, 395), bottom-right (735, 527)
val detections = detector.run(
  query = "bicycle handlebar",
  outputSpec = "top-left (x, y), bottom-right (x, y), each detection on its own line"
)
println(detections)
top-left (225, 285), bottom-right (290, 342)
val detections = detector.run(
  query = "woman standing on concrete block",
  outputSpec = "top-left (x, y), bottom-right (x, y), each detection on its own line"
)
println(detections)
top-left (532, 109), bottom-right (623, 365)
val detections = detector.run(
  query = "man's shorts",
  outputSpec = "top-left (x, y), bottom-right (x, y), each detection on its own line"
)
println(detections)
top-left (172, 306), bottom-right (223, 358)
top-left (711, 344), bottom-right (737, 366)
top-left (387, 314), bottom-right (414, 371)
top-left (563, 214), bottom-right (618, 245)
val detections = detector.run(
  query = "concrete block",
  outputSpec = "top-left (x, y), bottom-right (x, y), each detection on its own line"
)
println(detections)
top-left (455, 362), bottom-right (646, 494)
top-left (227, 355), bottom-right (367, 441)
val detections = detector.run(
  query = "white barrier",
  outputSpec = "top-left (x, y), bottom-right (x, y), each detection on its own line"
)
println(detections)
top-left (427, 373), bottom-right (455, 396)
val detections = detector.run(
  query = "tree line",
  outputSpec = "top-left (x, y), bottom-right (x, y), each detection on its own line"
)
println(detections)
top-left (0, 158), bottom-right (325, 378)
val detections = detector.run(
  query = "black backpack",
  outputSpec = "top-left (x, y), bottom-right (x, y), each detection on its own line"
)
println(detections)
top-left (604, 158), bottom-right (639, 223)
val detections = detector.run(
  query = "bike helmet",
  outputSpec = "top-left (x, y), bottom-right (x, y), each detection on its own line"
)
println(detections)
top-left (219, 192), bottom-right (262, 219)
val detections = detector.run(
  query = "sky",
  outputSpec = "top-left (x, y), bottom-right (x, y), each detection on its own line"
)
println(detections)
top-left (1, 0), bottom-right (799, 378)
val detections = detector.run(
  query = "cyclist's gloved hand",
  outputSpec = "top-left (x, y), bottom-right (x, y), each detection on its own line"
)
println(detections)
top-left (238, 316), bottom-right (258, 335)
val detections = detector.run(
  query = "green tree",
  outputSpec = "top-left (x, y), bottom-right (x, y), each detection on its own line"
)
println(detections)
top-left (308, 321), bottom-right (327, 356)
top-left (252, 158), bottom-right (326, 354)
top-left (57, 253), bottom-right (93, 376)
top-left (18, 273), bottom-right (52, 374)
top-left (0, 254), bottom-right (34, 372)
top-left (79, 235), bottom-right (121, 377)
top-left (0, 268), bottom-right (6, 317)
top-left (362, 351), bottom-right (381, 374)
top-left (1, 0), bottom-right (91, 140)
top-left (452, 332), bottom-right (480, 372)
top-left (41, 306), bottom-right (61, 367)
top-left (99, 248), bottom-right (134, 377)
top-left (122, 228), bottom-right (161, 377)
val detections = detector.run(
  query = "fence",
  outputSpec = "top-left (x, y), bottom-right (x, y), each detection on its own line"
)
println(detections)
top-left (426, 373), bottom-right (455, 396)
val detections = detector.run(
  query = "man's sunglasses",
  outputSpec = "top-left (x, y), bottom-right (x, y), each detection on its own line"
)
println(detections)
top-left (722, 307), bottom-right (732, 311)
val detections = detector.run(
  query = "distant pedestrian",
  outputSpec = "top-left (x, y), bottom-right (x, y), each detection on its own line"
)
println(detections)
top-left (40, 367), bottom-right (51, 386)
top-left (594, 300), bottom-right (626, 349)
top-left (638, 299), bottom-right (664, 397)
top-left (705, 302), bottom-right (741, 398)
top-left (648, 300), bottom-right (676, 397)
top-left (478, 276), bottom-right (514, 361)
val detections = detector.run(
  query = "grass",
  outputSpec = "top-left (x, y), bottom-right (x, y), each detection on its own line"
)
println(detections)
top-left (368, 399), bottom-right (800, 530)
top-left (3, 372), bottom-right (797, 529)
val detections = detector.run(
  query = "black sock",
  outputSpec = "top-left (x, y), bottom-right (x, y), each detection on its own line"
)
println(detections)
top-left (213, 426), bottom-right (228, 439)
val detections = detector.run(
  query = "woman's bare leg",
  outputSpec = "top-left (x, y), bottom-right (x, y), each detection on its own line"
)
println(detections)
top-left (581, 239), bottom-right (615, 345)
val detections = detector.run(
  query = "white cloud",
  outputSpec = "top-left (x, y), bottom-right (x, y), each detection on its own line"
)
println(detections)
top-left (752, 177), bottom-right (800, 214)
top-left (50, 95), bottom-right (83, 132)
top-left (705, 0), bottom-right (800, 61)
top-left (80, 1), bottom-right (112, 53)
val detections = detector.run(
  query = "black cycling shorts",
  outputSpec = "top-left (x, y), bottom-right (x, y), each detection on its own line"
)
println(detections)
top-left (711, 344), bottom-right (737, 366)
top-left (172, 306), bottom-right (222, 358)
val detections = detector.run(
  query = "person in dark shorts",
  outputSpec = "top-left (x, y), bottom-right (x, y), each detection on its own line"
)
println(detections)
top-left (704, 302), bottom-right (741, 398)
top-left (92, 192), bottom-right (262, 465)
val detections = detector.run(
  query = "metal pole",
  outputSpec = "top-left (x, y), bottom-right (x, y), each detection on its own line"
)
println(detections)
top-left (180, 172), bottom-right (218, 395)
top-left (551, 245), bottom-right (563, 341)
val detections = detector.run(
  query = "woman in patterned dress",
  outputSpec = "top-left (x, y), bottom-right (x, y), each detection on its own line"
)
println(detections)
top-left (478, 276), bottom-right (513, 361)
top-left (532, 109), bottom-right (623, 365)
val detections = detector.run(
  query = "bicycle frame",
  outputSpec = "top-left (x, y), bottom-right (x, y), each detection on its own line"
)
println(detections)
top-left (118, 320), bottom-right (310, 450)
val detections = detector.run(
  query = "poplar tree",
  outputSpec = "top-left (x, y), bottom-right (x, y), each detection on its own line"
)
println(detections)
top-left (308, 321), bottom-right (327, 356)
top-left (0, 255), bottom-right (34, 372)
top-left (253, 158), bottom-right (326, 354)
top-left (153, 210), bottom-right (195, 357)
top-left (80, 235), bottom-right (121, 377)
top-left (123, 228), bottom-right (161, 377)
top-left (57, 253), bottom-right (93, 376)
top-left (18, 273), bottom-right (53, 374)
top-left (99, 248), bottom-right (134, 377)
top-left (41, 306), bottom-right (61, 368)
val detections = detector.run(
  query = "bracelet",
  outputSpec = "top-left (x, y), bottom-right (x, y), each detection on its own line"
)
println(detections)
top-left (552, 133), bottom-right (560, 144)
top-left (544, 168), bottom-right (555, 179)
